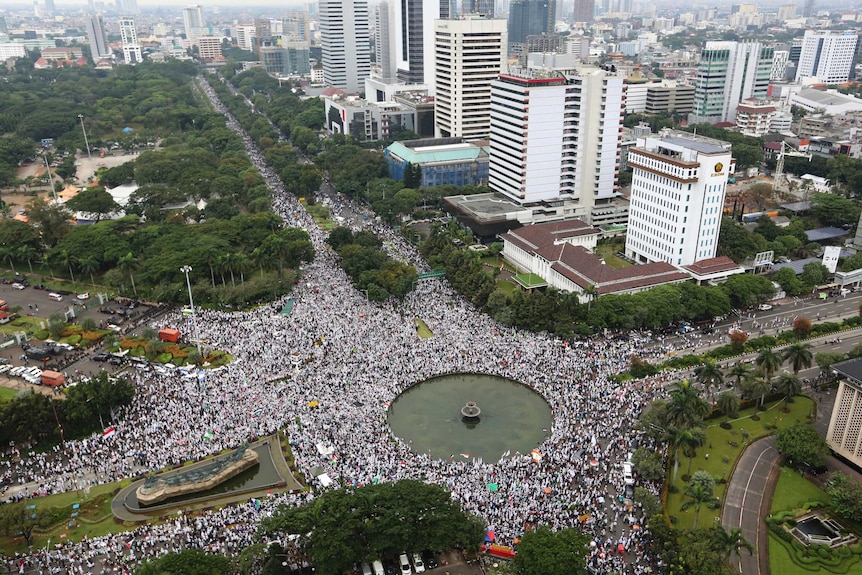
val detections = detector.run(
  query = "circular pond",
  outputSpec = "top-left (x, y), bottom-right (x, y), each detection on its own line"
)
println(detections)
top-left (387, 373), bottom-right (553, 462)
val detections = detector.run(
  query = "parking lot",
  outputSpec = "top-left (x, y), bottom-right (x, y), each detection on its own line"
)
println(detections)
top-left (0, 276), bottom-right (163, 394)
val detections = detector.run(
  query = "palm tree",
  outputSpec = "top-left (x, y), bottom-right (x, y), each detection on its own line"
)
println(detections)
top-left (16, 245), bottom-right (38, 274)
top-left (663, 425), bottom-right (706, 482)
top-left (680, 481), bottom-right (720, 529)
top-left (251, 247), bottom-right (267, 278)
top-left (666, 380), bottom-right (711, 428)
top-left (775, 372), bottom-right (803, 407)
top-left (716, 390), bottom-right (740, 425)
top-left (755, 348), bottom-right (783, 380)
top-left (49, 249), bottom-right (76, 283)
top-left (223, 252), bottom-right (236, 287)
top-left (203, 249), bottom-right (219, 289)
top-left (746, 374), bottom-right (772, 409)
top-left (78, 255), bottom-right (100, 288)
top-left (117, 252), bottom-right (138, 296)
top-left (782, 342), bottom-right (813, 375)
top-left (728, 363), bottom-right (752, 389)
top-left (709, 526), bottom-right (753, 561)
top-left (694, 359), bottom-right (725, 402)
top-left (233, 252), bottom-right (250, 285)
top-left (0, 246), bottom-right (16, 274)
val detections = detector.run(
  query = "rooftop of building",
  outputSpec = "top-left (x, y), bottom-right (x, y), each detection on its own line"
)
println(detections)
top-left (653, 132), bottom-right (730, 154)
top-left (682, 256), bottom-right (742, 276)
top-left (832, 357), bottom-right (862, 385)
top-left (795, 89), bottom-right (862, 107)
top-left (387, 138), bottom-right (490, 165)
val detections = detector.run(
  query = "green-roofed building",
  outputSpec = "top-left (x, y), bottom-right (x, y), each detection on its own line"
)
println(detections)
top-left (385, 137), bottom-right (490, 188)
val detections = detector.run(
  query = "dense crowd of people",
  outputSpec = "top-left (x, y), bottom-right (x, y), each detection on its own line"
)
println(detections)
top-left (1, 78), bottom-right (667, 575)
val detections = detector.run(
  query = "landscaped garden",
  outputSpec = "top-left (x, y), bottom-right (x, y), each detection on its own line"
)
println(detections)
top-left (767, 466), bottom-right (862, 574)
top-left (666, 396), bottom-right (815, 531)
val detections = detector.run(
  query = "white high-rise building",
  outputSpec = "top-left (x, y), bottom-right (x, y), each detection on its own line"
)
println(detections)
top-left (183, 5), bottom-right (206, 40)
top-left (319, 0), bottom-right (371, 93)
top-left (375, 1), bottom-right (397, 78)
top-left (795, 30), bottom-right (859, 85)
top-left (434, 16), bottom-right (507, 140)
top-left (119, 17), bottom-right (142, 64)
top-left (625, 130), bottom-right (733, 267)
top-left (85, 13), bottom-right (111, 59)
top-left (771, 50), bottom-right (789, 81)
top-left (689, 41), bottom-right (773, 125)
top-left (235, 24), bottom-right (256, 51)
top-left (489, 66), bottom-right (623, 210)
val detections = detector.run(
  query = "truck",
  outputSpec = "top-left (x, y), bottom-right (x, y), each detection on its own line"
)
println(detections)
top-left (159, 328), bottom-right (180, 343)
top-left (41, 370), bottom-right (65, 387)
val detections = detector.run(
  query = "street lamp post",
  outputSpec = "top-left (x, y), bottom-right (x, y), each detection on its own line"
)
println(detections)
top-left (180, 265), bottom-right (203, 357)
top-left (42, 154), bottom-right (58, 202)
top-left (78, 114), bottom-right (91, 160)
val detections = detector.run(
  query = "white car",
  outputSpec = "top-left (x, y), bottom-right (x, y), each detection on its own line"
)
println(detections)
top-left (411, 553), bottom-right (425, 574)
top-left (757, 303), bottom-right (773, 311)
top-left (399, 553), bottom-right (412, 575)
top-left (11, 283), bottom-right (24, 290)
top-left (622, 462), bottom-right (635, 485)
top-left (77, 293), bottom-right (90, 300)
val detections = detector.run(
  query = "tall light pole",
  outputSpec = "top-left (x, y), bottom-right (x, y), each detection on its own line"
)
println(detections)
top-left (78, 114), bottom-right (91, 160)
top-left (42, 154), bottom-right (58, 202)
top-left (180, 265), bottom-right (203, 357)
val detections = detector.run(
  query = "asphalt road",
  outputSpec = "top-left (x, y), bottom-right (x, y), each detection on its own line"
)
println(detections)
top-left (722, 436), bottom-right (778, 575)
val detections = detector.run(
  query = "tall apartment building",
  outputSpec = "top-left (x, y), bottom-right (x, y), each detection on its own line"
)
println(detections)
top-left (119, 17), bottom-right (142, 64)
top-left (625, 130), bottom-right (733, 266)
top-left (488, 66), bottom-right (624, 211)
top-left (777, 3), bottom-right (797, 20)
top-left (319, 0), bottom-right (371, 93)
top-left (771, 50), bottom-right (789, 80)
top-left (85, 13), bottom-right (111, 59)
top-left (462, 0), bottom-right (494, 16)
top-left (183, 5), bottom-right (206, 40)
top-left (689, 41), bottom-right (773, 125)
top-left (573, 0), bottom-right (594, 22)
top-left (795, 30), bottom-right (859, 84)
top-left (392, 0), bottom-right (451, 87)
top-left (434, 16), bottom-right (506, 140)
top-left (197, 36), bottom-right (222, 61)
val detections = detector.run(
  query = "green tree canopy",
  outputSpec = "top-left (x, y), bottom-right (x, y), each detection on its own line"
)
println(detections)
top-left (775, 424), bottom-right (830, 467)
top-left (512, 526), bottom-right (590, 575)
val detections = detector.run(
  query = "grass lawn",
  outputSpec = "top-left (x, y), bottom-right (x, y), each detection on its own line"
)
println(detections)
top-left (0, 480), bottom-right (134, 554)
top-left (0, 386), bottom-right (20, 403)
top-left (415, 317), bottom-right (433, 338)
top-left (595, 243), bottom-right (631, 269)
top-left (0, 315), bottom-right (46, 337)
top-left (495, 279), bottom-right (517, 298)
top-left (667, 396), bottom-right (815, 531)
top-left (770, 466), bottom-right (827, 513)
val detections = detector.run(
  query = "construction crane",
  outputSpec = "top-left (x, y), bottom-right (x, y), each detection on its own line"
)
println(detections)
top-left (773, 141), bottom-right (812, 192)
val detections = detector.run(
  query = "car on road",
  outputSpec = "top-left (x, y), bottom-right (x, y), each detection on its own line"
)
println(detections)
top-left (757, 303), bottom-right (773, 311)
top-left (399, 553), bottom-right (411, 575)
top-left (92, 352), bottom-right (109, 362)
top-left (11, 283), bottom-right (25, 290)
top-left (32, 284), bottom-right (45, 290)
top-left (411, 553), bottom-right (425, 574)
top-left (423, 552), bottom-right (437, 570)
top-left (77, 293), bottom-right (90, 300)
top-left (108, 356), bottom-right (124, 366)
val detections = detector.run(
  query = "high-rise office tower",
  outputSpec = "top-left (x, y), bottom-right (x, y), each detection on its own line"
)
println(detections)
top-left (689, 41), bottom-right (773, 125)
top-left (85, 14), bottom-right (111, 59)
top-left (375, 1), bottom-right (397, 78)
top-left (795, 30), bottom-right (859, 84)
top-left (625, 130), bottom-right (733, 266)
top-left (44, 0), bottom-right (55, 14)
top-left (803, 0), bottom-right (814, 17)
top-left (320, 0), bottom-right (371, 93)
top-left (461, 0), bottom-right (494, 16)
top-left (777, 4), bottom-right (797, 20)
top-left (0, 16), bottom-right (7, 33)
top-left (115, 0), bottom-right (138, 14)
top-left (255, 18), bottom-right (273, 56)
top-left (508, 0), bottom-right (555, 50)
top-left (434, 16), bottom-right (507, 140)
top-left (573, 0), bottom-right (594, 22)
top-left (119, 17), bottom-right (142, 64)
top-left (489, 66), bottom-right (623, 208)
top-left (393, 0), bottom-right (451, 86)
top-left (183, 5), bottom-right (206, 40)
top-left (235, 24), bottom-right (256, 51)
top-left (284, 11), bottom-right (310, 41)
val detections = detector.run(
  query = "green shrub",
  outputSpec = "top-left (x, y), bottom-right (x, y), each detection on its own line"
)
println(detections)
top-left (157, 353), bottom-right (173, 363)
top-left (35, 329), bottom-right (48, 339)
top-left (66, 334), bottom-right (81, 344)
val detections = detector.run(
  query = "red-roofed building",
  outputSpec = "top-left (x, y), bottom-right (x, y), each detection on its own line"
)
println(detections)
top-left (736, 99), bottom-right (777, 137)
top-left (502, 221), bottom-right (690, 302)
top-left (682, 256), bottom-right (744, 284)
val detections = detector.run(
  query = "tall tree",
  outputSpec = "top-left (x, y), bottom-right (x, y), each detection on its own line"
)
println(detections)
top-left (117, 252), bottom-right (139, 296)
top-left (708, 526), bottom-right (753, 562)
top-left (665, 380), bottom-right (711, 428)
top-left (755, 348), bottom-right (782, 380)
top-left (681, 480), bottom-right (720, 529)
top-left (774, 372), bottom-right (802, 406)
top-left (716, 390), bottom-right (740, 425)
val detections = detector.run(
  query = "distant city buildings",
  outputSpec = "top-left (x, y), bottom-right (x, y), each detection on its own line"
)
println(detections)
top-left (182, 5), bottom-right (207, 42)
